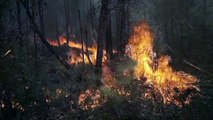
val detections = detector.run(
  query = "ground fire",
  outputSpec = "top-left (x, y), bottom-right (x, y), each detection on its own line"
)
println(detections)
top-left (48, 36), bottom-right (105, 65)
top-left (48, 21), bottom-right (199, 109)
top-left (125, 21), bottom-right (199, 106)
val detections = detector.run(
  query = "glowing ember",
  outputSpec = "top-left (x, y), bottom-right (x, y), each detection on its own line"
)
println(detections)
top-left (126, 21), bottom-right (199, 106)
top-left (78, 89), bottom-right (106, 110)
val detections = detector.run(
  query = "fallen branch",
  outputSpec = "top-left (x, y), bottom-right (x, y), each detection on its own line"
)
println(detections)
top-left (20, 0), bottom-right (71, 69)
top-left (84, 51), bottom-right (95, 71)
top-left (165, 44), bottom-right (213, 76)
top-left (183, 60), bottom-right (213, 76)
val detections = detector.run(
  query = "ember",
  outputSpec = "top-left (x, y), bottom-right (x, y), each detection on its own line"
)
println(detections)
top-left (78, 89), bottom-right (106, 110)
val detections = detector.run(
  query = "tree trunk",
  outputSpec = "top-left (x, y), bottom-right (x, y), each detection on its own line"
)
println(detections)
top-left (203, 0), bottom-right (207, 40)
top-left (53, 1), bottom-right (60, 45)
top-left (38, 0), bottom-right (45, 50)
top-left (116, 0), bottom-right (129, 54)
top-left (119, 0), bottom-right (127, 54)
top-left (55, 17), bottom-right (60, 45)
top-left (95, 0), bottom-right (109, 74)
top-left (16, 0), bottom-right (23, 48)
top-left (64, 0), bottom-right (71, 43)
top-left (31, 0), bottom-right (39, 81)
top-left (38, 0), bottom-right (45, 35)
top-left (77, 1), bottom-right (85, 68)
top-left (106, 8), bottom-right (113, 60)
top-left (20, 0), bottom-right (71, 69)
top-left (115, 0), bottom-right (121, 52)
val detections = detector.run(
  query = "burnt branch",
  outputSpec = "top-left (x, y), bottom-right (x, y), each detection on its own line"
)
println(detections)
top-left (19, 0), bottom-right (71, 69)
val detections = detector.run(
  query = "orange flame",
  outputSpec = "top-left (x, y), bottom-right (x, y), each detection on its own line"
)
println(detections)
top-left (48, 36), bottom-right (108, 65)
top-left (48, 22), bottom-right (199, 109)
top-left (48, 36), bottom-right (67, 46)
top-left (48, 36), bottom-right (98, 64)
top-left (126, 21), bottom-right (199, 106)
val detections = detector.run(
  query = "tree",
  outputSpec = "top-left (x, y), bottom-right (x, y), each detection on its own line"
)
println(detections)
top-left (53, 1), bottom-right (60, 45)
top-left (95, 0), bottom-right (109, 74)
top-left (38, 0), bottom-right (45, 36)
top-left (20, 0), bottom-right (71, 69)
top-left (116, 0), bottom-right (130, 54)
top-left (106, 0), bottom-right (113, 60)
top-left (64, 0), bottom-right (71, 43)
top-left (16, 0), bottom-right (23, 48)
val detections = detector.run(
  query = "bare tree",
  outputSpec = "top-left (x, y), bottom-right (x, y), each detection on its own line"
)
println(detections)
top-left (38, 0), bottom-right (45, 36)
top-left (106, 1), bottom-right (113, 60)
top-left (16, 0), bottom-right (23, 48)
top-left (118, 0), bottom-right (129, 54)
top-left (95, 0), bottom-right (109, 74)
top-left (77, 0), bottom-right (85, 68)
top-left (64, 0), bottom-right (71, 43)
top-left (20, 0), bottom-right (71, 69)
top-left (53, 1), bottom-right (60, 45)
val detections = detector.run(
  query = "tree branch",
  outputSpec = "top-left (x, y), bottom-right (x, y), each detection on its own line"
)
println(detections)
top-left (19, 0), bottom-right (71, 69)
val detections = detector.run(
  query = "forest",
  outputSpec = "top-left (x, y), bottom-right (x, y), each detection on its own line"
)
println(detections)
top-left (0, 0), bottom-right (213, 119)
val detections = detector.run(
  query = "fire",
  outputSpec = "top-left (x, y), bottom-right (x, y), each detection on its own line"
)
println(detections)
top-left (48, 36), bottom-right (67, 46)
top-left (48, 21), bottom-right (199, 109)
top-left (126, 21), bottom-right (199, 106)
top-left (48, 36), bottom-right (108, 65)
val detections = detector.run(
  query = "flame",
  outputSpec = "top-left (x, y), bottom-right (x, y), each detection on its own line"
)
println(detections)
top-left (48, 22), bottom-right (199, 109)
top-left (48, 36), bottom-right (108, 65)
top-left (48, 36), bottom-right (67, 46)
top-left (126, 21), bottom-right (199, 106)
top-left (48, 36), bottom-right (97, 64)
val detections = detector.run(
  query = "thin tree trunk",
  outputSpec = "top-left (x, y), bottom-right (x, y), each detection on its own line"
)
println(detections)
top-left (53, 1), bottom-right (60, 45)
top-left (106, 9), bottom-right (113, 60)
top-left (126, 1), bottom-right (130, 37)
top-left (38, 0), bottom-right (45, 35)
top-left (119, 0), bottom-right (127, 54)
top-left (16, 0), bottom-right (23, 48)
top-left (55, 17), bottom-right (60, 45)
top-left (203, 0), bottom-right (207, 40)
top-left (95, 0), bottom-right (109, 74)
top-left (25, 0), bottom-right (29, 49)
top-left (64, 0), bottom-right (71, 44)
top-left (20, 0), bottom-right (71, 69)
top-left (38, 0), bottom-right (45, 50)
top-left (31, 0), bottom-right (38, 81)
top-left (90, 0), bottom-right (93, 26)
top-left (115, 0), bottom-right (121, 52)
top-left (77, 1), bottom-right (85, 67)
top-left (85, 29), bottom-right (95, 71)
top-left (89, 0), bottom-right (97, 44)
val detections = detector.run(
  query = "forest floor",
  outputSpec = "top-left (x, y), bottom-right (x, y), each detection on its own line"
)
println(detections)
top-left (37, 47), bottom-right (213, 120)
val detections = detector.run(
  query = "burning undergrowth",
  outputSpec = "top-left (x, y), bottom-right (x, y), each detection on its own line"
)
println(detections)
top-left (48, 21), bottom-right (200, 110)
top-left (125, 21), bottom-right (199, 106)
